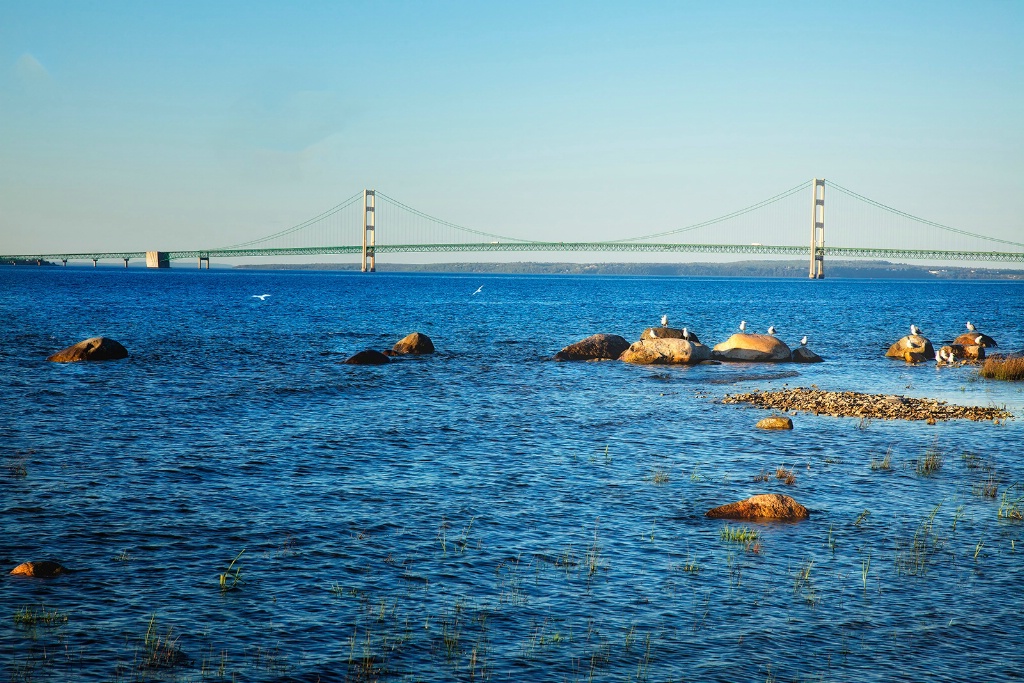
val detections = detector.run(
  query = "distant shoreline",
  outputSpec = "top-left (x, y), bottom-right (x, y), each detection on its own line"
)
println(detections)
top-left (232, 259), bottom-right (1024, 280)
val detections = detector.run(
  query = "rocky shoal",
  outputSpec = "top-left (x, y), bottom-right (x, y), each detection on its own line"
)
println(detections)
top-left (721, 387), bottom-right (1013, 422)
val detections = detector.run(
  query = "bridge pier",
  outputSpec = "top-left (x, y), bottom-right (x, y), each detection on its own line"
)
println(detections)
top-left (809, 178), bottom-right (825, 279)
top-left (62, 259), bottom-right (67, 266)
top-left (198, 254), bottom-right (210, 269)
top-left (146, 251), bottom-right (170, 268)
top-left (92, 259), bottom-right (98, 267)
top-left (362, 189), bottom-right (376, 272)
top-left (123, 257), bottom-right (130, 268)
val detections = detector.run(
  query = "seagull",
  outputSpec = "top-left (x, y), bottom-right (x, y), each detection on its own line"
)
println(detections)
top-left (739, 320), bottom-right (747, 333)
top-left (975, 335), bottom-right (983, 345)
top-left (252, 294), bottom-right (271, 300)
top-left (649, 329), bottom-right (658, 339)
top-left (910, 324), bottom-right (920, 336)
top-left (800, 336), bottom-right (808, 346)
top-left (935, 350), bottom-right (943, 364)
top-left (767, 325), bottom-right (776, 335)
top-left (682, 327), bottom-right (691, 341)
top-left (472, 285), bottom-right (484, 296)
top-left (966, 321), bottom-right (976, 332)
top-left (661, 314), bottom-right (668, 327)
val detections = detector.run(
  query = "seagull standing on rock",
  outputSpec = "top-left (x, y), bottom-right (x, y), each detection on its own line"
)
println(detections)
top-left (682, 327), bottom-right (691, 341)
top-left (661, 315), bottom-right (668, 327)
top-left (966, 321), bottom-right (976, 332)
top-left (767, 325), bottom-right (776, 335)
top-left (910, 324), bottom-right (921, 336)
top-left (739, 320), bottom-right (747, 333)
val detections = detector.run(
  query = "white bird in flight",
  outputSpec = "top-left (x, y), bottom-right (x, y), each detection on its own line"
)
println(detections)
top-left (472, 285), bottom-right (484, 296)
top-left (767, 325), bottom-right (776, 335)
top-left (739, 320), bottom-right (747, 333)
top-left (966, 321), bottom-right (976, 332)
top-left (252, 294), bottom-right (271, 300)
top-left (661, 314), bottom-right (668, 327)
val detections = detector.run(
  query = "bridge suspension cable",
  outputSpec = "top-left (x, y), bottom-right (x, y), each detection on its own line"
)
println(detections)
top-left (827, 181), bottom-right (1024, 250)
top-left (375, 191), bottom-right (528, 243)
top-left (215, 191), bottom-right (364, 250)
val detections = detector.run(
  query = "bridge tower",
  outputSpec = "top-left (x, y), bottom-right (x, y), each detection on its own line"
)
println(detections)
top-left (361, 189), bottom-right (376, 272)
top-left (809, 178), bottom-right (825, 279)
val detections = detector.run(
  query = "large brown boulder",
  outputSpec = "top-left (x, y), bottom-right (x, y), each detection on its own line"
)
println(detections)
top-left (791, 346), bottom-right (823, 363)
top-left (619, 338), bottom-right (712, 365)
top-left (344, 350), bottom-right (390, 365)
top-left (886, 334), bottom-right (935, 360)
top-left (756, 416), bottom-right (793, 430)
top-left (392, 332), bottom-right (435, 355)
top-left (639, 327), bottom-right (700, 344)
top-left (555, 334), bottom-right (630, 361)
top-left (712, 334), bottom-right (792, 362)
top-left (10, 561), bottom-right (67, 578)
top-left (705, 493), bottom-right (809, 521)
top-left (954, 332), bottom-right (997, 348)
top-left (47, 337), bottom-right (128, 363)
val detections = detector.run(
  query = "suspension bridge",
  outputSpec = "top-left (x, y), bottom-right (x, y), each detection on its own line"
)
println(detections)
top-left (4, 179), bottom-right (1022, 278)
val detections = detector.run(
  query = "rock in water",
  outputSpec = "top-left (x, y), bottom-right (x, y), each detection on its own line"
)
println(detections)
top-left (47, 337), bottom-right (128, 363)
top-left (705, 494), bottom-right (809, 521)
top-left (638, 327), bottom-right (700, 344)
top-left (10, 561), bottom-right (67, 578)
top-left (954, 332), bottom-right (997, 348)
top-left (756, 416), bottom-right (793, 430)
top-left (791, 347), bottom-right (823, 363)
top-left (555, 334), bottom-right (630, 361)
top-left (392, 332), bottom-right (435, 355)
top-left (885, 335), bottom-right (934, 360)
top-left (712, 334), bottom-right (792, 362)
top-left (344, 350), bottom-right (390, 365)
top-left (619, 338), bottom-right (712, 365)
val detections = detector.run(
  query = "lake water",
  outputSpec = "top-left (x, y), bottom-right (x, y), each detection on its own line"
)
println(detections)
top-left (2, 267), bottom-right (1023, 682)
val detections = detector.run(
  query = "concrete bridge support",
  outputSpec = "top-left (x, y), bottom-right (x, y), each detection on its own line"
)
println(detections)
top-left (809, 178), bottom-right (825, 279)
top-left (146, 251), bottom-right (170, 268)
top-left (362, 189), bottom-right (376, 272)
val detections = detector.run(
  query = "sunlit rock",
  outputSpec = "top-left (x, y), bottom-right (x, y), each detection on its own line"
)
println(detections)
top-left (755, 416), bottom-right (793, 430)
top-left (47, 337), bottom-right (128, 363)
top-left (619, 338), bottom-right (712, 365)
top-left (554, 333), bottom-right (630, 361)
top-left (393, 332), bottom-right (435, 355)
top-left (10, 561), bottom-right (67, 578)
top-left (712, 334), bottom-right (792, 362)
top-left (705, 493), bottom-right (809, 521)
top-left (885, 334), bottom-right (934, 361)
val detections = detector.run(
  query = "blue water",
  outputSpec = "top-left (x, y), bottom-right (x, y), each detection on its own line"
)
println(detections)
top-left (2, 267), bottom-right (1023, 682)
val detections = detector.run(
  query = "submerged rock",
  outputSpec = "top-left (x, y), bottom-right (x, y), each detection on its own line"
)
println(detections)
top-left (756, 416), bottom-right (793, 430)
top-left (705, 493), bottom-right (809, 521)
top-left (392, 332), bottom-right (435, 355)
top-left (47, 337), bottom-right (128, 363)
top-left (619, 338), bottom-right (712, 365)
top-left (10, 561), bottom-right (68, 578)
top-left (712, 334), bottom-right (792, 362)
top-left (554, 334), bottom-right (630, 361)
top-left (885, 334), bottom-right (934, 361)
top-left (344, 350), bottom-right (390, 365)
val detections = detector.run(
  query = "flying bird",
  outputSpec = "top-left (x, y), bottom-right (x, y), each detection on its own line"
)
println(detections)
top-left (767, 325), bottom-right (776, 335)
top-left (966, 321), bottom-right (976, 332)
top-left (661, 314), bottom-right (668, 327)
top-left (800, 336), bottom-right (808, 346)
top-left (739, 320), bottom-right (747, 333)
top-left (252, 294), bottom-right (271, 300)
top-left (472, 285), bottom-right (484, 296)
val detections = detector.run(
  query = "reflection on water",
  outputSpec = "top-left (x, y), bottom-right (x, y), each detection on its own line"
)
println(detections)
top-left (1, 268), bottom-right (1023, 681)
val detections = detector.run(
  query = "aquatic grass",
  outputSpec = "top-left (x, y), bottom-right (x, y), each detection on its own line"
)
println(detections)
top-left (139, 614), bottom-right (190, 670)
top-left (775, 466), bottom-right (796, 485)
top-left (720, 525), bottom-right (760, 545)
top-left (870, 445), bottom-right (893, 471)
top-left (978, 354), bottom-right (1024, 381)
top-left (753, 469), bottom-right (771, 482)
top-left (12, 605), bottom-right (68, 627)
top-left (896, 503), bottom-right (943, 576)
top-left (861, 553), bottom-right (871, 590)
top-left (854, 509), bottom-right (871, 526)
top-left (218, 549), bottom-right (245, 592)
top-left (650, 468), bottom-right (670, 485)
top-left (916, 447), bottom-right (944, 476)
top-left (972, 475), bottom-right (999, 498)
top-left (997, 483), bottom-right (1024, 520)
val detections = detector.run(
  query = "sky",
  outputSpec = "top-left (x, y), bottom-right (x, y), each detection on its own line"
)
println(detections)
top-left (1, 1), bottom-right (1022, 260)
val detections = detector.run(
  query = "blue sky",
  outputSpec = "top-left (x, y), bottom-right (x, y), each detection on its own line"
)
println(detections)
top-left (2, 1), bottom-right (1021, 258)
